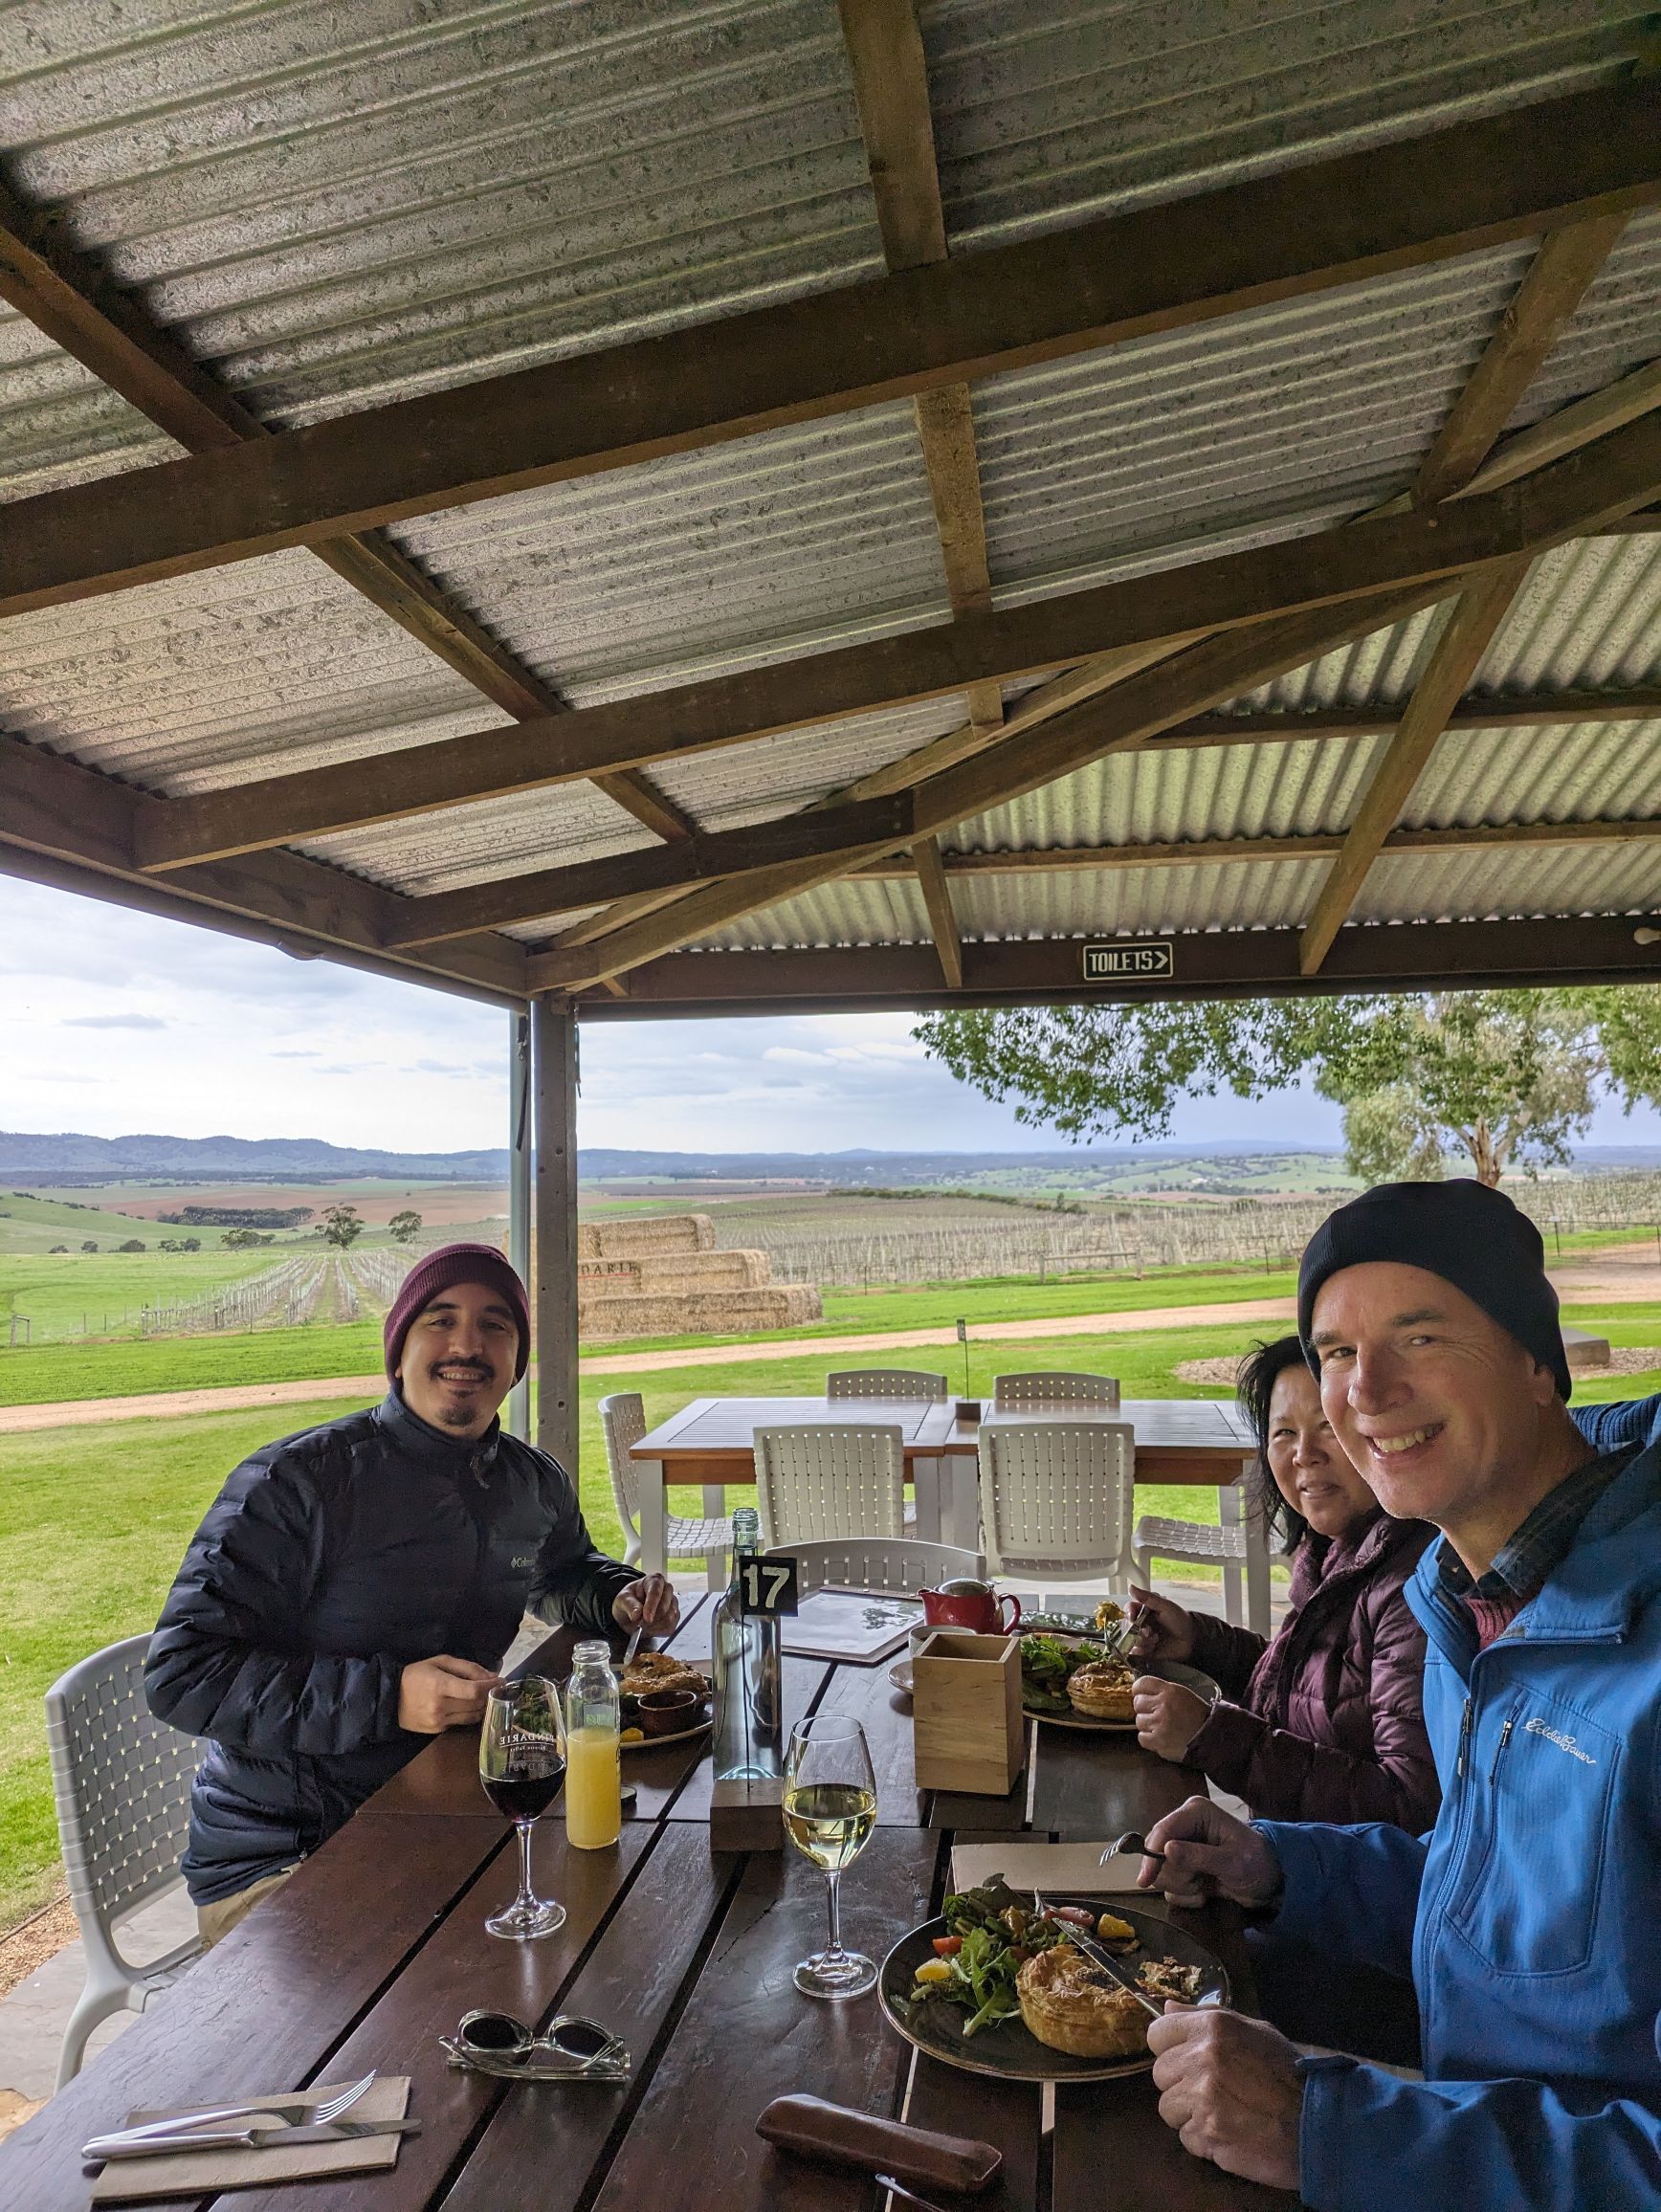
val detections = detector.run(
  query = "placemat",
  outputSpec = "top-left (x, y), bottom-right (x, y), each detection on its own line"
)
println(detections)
top-left (89, 2075), bottom-right (410, 2201)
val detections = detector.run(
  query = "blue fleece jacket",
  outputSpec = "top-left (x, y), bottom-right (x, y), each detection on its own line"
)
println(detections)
top-left (1258, 1438), bottom-right (1661, 2212)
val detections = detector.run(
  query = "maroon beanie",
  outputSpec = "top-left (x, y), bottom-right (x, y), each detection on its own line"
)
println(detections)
top-left (384, 1241), bottom-right (530, 1382)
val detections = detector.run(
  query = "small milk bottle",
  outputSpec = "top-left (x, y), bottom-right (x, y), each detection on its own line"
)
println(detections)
top-left (565, 1640), bottom-right (622, 1849)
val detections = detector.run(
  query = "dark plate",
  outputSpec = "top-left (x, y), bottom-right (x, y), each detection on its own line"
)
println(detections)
top-left (877, 1898), bottom-right (1229, 2083)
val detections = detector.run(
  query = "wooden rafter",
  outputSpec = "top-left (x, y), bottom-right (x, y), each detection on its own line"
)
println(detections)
top-left (1410, 215), bottom-right (1627, 503)
top-left (522, 578), bottom-right (1467, 990)
top-left (836, 0), bottom-right (1004, 731)
top-left (0, 177), bottom-right (686, 847)
top-left (0, 735), bottom-right (526, 1000)
top-left (2, 78), bottom-right (1656, 617)
top-left (911, 835), bottom-right (963, 988)
top-left (1151, 690), bottom-right (1661, 747)
top-left (851, 815), bottom-right (1661, 877)
top-left (569, 913), bottom-right (1661, 1017)
top-left (1299, 563), bottom-right (1533, 975)
top-left (128, 403), bottom-right (1661, 875)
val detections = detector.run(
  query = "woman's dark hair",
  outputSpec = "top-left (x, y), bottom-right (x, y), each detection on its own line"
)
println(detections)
top-left (1236, 1335), bottom-right (1315, 1553)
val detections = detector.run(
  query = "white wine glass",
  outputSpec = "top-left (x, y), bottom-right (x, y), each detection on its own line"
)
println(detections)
top-left (783, 1713), bottom-right (878, 2000)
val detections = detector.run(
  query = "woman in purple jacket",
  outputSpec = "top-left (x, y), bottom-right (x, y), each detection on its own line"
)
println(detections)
top-left (1129, 1334), bottom-right (1440, 1831)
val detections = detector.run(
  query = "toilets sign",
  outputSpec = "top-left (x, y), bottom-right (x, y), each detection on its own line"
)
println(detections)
top-left (1082, 940), bottom-right (1176, 982)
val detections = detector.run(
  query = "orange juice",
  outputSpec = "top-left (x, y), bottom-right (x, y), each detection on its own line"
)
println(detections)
top-left (565, 1724), bottom-right (621, 1849)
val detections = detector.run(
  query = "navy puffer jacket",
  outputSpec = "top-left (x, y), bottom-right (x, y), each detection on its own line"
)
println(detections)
top-left (145, 1391), bottom-right (634, 1903)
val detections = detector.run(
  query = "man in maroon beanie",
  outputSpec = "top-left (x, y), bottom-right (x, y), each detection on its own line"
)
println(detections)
top-left (146, 1241), bottom-right (675, 1947)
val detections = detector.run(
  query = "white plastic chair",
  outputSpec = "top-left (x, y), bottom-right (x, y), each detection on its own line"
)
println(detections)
top-left (1135, 1488), bottom-right (1251, 1626)
top-left (992, 1370), bottom-right (1120, 1408)
top-left (599, 1393), bottom-right (731, 1572)
top-left (826, 1369), bottom-right (948, 1401)
top-left (767, 1537), bottom-right (984, 1594)
top-left (977, 1420), bottom-right (1136, 1591)
top-left (753, 1425), bottom-right (908, 1549)
top-left (45, 1634), bottom-right (203, 2088)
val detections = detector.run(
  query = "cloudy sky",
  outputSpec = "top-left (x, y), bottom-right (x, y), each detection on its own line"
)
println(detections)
top-left (4, 875), bottom-right (1658, 1159)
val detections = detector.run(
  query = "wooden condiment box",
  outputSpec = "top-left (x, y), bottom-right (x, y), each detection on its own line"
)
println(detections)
top-left (911, 1630), bottom-right (1025, 1797)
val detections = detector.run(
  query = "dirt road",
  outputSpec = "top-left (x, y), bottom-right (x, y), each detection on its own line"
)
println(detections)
top-left (6, 1244), bottom-right (1654, 1436)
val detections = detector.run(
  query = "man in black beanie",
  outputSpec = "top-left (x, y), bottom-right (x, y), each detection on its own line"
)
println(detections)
top-left (1130, 1179), bottom-right (1661, 2211)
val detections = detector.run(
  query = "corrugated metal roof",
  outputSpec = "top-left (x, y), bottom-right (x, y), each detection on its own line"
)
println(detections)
top-left (1353, 840), bottom-right (1661, 923)
top-left (923, 0), bottom-right (1650, 250)
top-left (0, 306), bottom-right (178, 501)
top-left (301, 777), bottom-right (650, 895)
top-left (652, 695), bottom-right (972, 832)
top-left (0, 0), bottom-right (881, 434)
top-left (1407, 719), bottom-right (1661, 829)
top-left (390, 403), bottom-right (949, 706)
top-left (973, 245), bottom-right (1536, 593)
top-left (700, 874), bottom-right (931, 951)
top-left (0, 545), bottom-right (516, 793)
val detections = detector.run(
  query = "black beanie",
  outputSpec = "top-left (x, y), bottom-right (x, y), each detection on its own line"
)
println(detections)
top-left (1297, 1180), bottom-right (1571, 1400)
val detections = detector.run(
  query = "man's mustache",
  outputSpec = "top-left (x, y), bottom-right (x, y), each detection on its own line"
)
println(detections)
top-left (428, 1358), bottom-right (496, 1378)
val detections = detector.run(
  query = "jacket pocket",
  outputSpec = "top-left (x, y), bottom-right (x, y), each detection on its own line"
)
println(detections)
top-left (1445, 1690), bottom-right (1620, 1976)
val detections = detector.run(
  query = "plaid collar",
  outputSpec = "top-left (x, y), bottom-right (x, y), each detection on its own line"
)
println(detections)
top-left (1435, 1447), bottom-right (1632, 1606)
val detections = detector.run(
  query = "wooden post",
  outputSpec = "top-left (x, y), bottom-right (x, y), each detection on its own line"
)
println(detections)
top-left (504, 1008), bottom-right (532, 1441)
top-left (532, 997), bottom-right (579, 1473)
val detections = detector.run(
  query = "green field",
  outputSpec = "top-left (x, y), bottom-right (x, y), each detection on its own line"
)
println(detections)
top-left (0, 1248), bottom-right (292, 1344)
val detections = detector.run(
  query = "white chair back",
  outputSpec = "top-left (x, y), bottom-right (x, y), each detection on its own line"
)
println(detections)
top-left (45, 1634), bottom-right (203, 2086)
top-left (599, 1392), bottom-right (648, 1556)
top-left (826, 1369), bottom-right (948, 1401)
top-left (753, 1425), bottom-right (906, 1549)
top-left (977, 1420), bottom-right (1136, 1585)
top-left (767, 1537), bottom-right (983, 1594)
top-left (993, 1370), bottom-right (1120, 1408)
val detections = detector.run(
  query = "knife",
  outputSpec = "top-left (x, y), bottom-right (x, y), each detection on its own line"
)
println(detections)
top-left (83, 2119), bottom-right (421, 2162)
top-left (1030, 1894), bottom-right (1163, 2020)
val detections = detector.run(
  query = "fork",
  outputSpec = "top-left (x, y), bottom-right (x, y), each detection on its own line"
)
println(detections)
top-left (86, 2073), bottom-right (376, 2149)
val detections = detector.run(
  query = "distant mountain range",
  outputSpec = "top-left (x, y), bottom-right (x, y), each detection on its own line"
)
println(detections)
top-left (8, 1133), bottom-right (1661, 1185)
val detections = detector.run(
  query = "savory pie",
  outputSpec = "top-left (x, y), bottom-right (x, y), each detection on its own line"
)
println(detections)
top-left (1016, 1945), bottom-right (1148, 2059)
top-left (1066, 1659), bottom-right (1135, 1721)
top-left (619, 1651), bottom-right (710, 1702)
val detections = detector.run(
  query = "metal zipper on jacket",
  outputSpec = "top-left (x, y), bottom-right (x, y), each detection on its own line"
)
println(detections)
top-left (1454, 1695), bottom-right (1473, 1779)
top-left (1487, 1714), bottom-right (1515, 1783)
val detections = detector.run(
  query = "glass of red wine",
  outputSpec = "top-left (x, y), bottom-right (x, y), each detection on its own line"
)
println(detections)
top-left (479, 1677), bottom-right (567, 1940)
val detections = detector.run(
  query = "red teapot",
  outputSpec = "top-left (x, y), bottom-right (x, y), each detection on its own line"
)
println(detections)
top-left (919, 1579), bottom-right (1022, 1636)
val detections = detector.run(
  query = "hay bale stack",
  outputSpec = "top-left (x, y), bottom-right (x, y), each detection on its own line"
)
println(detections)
top-left (575, 1214), bottom-right (820, 1341)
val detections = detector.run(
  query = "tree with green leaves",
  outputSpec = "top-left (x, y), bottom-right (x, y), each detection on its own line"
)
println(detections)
top-left (915, 986), bottom-right (1661, 1188)
top-left (387, 1208), bottom-right (423, 1245)
top-left (320, 1203), bottom-right (365, 1249)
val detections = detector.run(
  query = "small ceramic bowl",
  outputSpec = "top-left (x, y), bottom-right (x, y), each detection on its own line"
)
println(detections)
top-left (636, 1687), bottom-right (702, 1737)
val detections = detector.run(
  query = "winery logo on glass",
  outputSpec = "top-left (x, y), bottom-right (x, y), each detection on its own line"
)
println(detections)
top-left (1082, 940), bottom-right (1176, 981)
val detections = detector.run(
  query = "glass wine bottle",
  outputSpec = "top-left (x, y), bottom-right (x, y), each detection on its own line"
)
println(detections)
top-left (710, 1506), bottom-right (783, 1782)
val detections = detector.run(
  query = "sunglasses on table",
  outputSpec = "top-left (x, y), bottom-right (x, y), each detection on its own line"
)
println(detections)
top-left (441, 2008), bottom-right (631, 2082)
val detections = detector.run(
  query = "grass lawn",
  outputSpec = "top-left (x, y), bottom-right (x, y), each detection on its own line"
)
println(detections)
top-left (0, 1249), bottom-right (293, 1343)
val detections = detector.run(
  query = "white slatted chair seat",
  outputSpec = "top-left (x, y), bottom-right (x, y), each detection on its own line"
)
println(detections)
top-left (977, 1420), bottom-right (1136, 1588)
top-left (992, 1370), bottom-right (1120, 1408)
top-left (600, 1391), bottom-right (731, 1571)
top-left (46, 1634), bottom-right (203, 2088)
top-left (767, 1537), bottom-right (984, 1595)
top-left (826, 1369), bottom-right (948, 1401)
top-left (754, 1425), bottom-right (907, 1550)
top-left (1133, 1486), bottom-right (1259, 1626)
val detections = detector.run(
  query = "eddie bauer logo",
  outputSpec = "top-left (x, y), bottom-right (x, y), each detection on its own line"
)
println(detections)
top-left (511, 1555), bottom-right (535, 1567)
top-left (1525, 1715), bottom-right (1597, 1766)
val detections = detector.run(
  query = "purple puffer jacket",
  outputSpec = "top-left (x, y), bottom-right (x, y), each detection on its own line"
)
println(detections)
top-left (1179, 1508), bottom-right (1440, 1830)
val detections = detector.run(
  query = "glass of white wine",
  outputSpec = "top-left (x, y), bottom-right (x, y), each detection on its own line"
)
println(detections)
top-left (783, 1712), bottom-right (878, 2000)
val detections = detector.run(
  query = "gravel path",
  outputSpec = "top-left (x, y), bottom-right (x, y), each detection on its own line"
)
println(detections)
top-left (6, 1246), bottom-right (1655, 1434)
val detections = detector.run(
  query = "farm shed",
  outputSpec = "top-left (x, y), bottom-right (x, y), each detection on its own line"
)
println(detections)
top-left (2, 0), bottom-right (1659, 1468)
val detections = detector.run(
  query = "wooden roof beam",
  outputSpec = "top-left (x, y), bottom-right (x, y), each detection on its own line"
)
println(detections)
top-left (1409, 215), bottom-right (1627, 504)
top-left (3, 77), bottom-right (1657, 616)
top-left (0, 175), bottom-right (685, 849)
top-left (131, 404), bottom-right (1661, 875)
top-left (912, 835), bottom-right (963, 988)
top-left (1153, 688), bottom-right (1661, 747)
top-left (1299, 564), bottom-right (1532, 974)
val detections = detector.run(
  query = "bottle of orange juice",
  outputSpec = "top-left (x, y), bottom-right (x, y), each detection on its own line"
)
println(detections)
top-left (565, 1641), bottom-right (621, 1850)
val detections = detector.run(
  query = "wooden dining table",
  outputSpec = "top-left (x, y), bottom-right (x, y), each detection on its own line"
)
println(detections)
top-left (3, 1594), bottom-right (1301, 2212)
top-left (632, 1395), bottom-right (1270, 1630)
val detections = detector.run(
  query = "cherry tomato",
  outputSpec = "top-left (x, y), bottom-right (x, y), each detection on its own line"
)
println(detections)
top-left (932, 1935), bottom-right (963, 1957)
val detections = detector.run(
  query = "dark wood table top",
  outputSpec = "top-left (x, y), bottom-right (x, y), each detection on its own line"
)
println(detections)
top-left (3, 1598), bottom-right (1299, 2211)
top-left (633, 1395), bottom-right (1256, 1484)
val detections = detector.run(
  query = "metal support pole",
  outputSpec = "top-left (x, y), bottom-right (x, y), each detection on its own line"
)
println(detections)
top-left (531, 997), bottom-right (580, 1473)
top-left (504, 1008), bottom-right (532, 1441)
